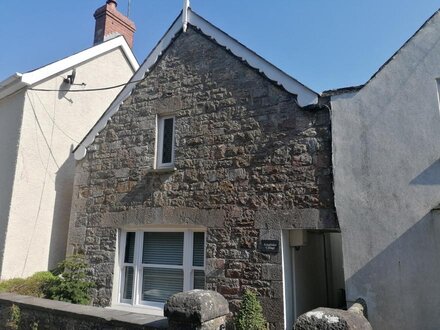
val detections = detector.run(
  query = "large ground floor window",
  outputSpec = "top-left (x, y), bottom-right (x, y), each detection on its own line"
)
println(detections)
top-left (117, 229), bottom-right (206, 310)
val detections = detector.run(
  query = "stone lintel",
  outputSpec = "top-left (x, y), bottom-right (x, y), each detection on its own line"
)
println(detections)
top-left (102, 207), bottom-right (226, 228)
top-left (255, 208), bottom-right (338, 230)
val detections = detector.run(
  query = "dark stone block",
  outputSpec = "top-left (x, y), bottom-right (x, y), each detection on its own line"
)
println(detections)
top-left (164, 290), bottom-right (229, 323)
top-left (294, 307), bottom-right (372, 330)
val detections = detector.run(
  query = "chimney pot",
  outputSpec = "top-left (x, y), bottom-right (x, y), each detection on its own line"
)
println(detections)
top-left (106, 0), bottom-right (117, 8)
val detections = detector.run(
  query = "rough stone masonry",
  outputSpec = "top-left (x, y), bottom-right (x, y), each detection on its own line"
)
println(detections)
top-left (67, 26), bottom-right (337, 329)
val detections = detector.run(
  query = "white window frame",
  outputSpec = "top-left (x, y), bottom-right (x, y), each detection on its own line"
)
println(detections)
top-left (113, 228), bottom-right (206, 315)
top-left (155, 115), bottom-right (175, 168)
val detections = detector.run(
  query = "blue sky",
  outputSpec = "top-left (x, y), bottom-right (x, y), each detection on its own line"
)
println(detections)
top-left (0, 1), bottom-right (439, 92)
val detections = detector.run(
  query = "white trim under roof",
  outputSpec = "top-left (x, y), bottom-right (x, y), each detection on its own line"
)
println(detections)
top-left (0, 36), bottom-right (138, 100)
top-left (74, 9), bottom-right (318, 160)
top-left (0, 73), bottom-right (26, 100)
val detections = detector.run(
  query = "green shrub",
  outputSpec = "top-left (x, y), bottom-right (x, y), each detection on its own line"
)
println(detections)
top-left (0, 272), bottom-right (56, 298)
top-left (47, 254), bottom-right (94, 305)
top-left (235, 290), bottom-right (267, 330)
top-left (0, 256), bottom-right (94, 305)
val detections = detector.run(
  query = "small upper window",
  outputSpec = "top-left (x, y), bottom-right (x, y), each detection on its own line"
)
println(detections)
top-left (157, 116), bottom-right (175, 168)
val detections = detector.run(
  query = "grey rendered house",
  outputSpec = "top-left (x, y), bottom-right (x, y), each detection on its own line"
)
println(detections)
top-left (329, 9), bottom-right (440, 330)
top-left (67, 8), bottom-right (344, 330)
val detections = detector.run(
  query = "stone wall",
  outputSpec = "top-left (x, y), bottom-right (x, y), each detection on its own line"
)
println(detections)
top-left (294, 300), bottom-right (372, 330)
top-left (0, 293), bottom-right (167, 329)
top-left (68, 26), bottom-right (336, 329)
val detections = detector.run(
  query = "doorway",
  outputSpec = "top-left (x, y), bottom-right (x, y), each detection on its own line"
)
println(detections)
top-left (282, 230), bottom-right (345, 329)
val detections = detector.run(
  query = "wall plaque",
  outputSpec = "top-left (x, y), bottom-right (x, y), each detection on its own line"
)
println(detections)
top-left (260, 240), bottom-right (279, 254)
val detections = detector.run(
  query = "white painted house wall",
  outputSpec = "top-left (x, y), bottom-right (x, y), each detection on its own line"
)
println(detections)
top-left (1, 47), bottom-right (136, 279)
top-left (0, 92), bottom-right (25, 274)
top-left (331, 11), bottom-right (440, 329)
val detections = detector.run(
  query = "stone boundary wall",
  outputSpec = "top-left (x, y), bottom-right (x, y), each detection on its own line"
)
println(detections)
top-left (0, 293), bottom-right (168, 329)
top-left (294, 301), bottom-right (372, 330)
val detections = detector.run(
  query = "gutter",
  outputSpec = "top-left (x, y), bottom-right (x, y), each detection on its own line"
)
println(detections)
top-left (0, 73), bottom-right (28, 100)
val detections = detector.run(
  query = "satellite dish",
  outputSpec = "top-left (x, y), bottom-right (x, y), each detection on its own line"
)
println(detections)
top-left (64, 69), bottom-right (76, 85)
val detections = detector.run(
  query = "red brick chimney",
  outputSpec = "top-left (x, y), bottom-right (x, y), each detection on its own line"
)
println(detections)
top-left (94, 0), bottom-right (136, 48)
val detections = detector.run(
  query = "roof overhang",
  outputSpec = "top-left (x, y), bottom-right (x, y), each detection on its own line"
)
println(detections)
top-left (0, 73), bottom-right (27, 100)
top-left (0, 36), bottom-right (139, 101)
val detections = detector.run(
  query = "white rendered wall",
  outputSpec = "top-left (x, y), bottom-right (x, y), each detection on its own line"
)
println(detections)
top-left (332, 12), bottom-right (440, 329)
top-left (0, 93), bottom-right (25, 276)
top-left (3, 48), bottom-right (135, 279)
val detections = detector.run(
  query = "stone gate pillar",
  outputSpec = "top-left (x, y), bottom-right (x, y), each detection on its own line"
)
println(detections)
top-left (164, 290), bottom-right (230, 330)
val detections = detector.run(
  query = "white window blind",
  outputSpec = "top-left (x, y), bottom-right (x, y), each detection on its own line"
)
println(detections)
top-left (142, 232), bottom-right (184, 265)
top-left (193, 269), bottom-right (205, 290)
top-left (142, 268), bottom-right (184, 302)
top-left (118, 230), bottom-right (206, 309)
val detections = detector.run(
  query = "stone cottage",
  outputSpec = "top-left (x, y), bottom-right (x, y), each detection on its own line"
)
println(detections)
top-left (68, 7), bottom-right (344, 329)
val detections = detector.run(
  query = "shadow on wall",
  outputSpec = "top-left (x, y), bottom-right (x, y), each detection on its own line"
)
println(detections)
top-left (58, 79), bottom-right (73, 104)
top-left (48, 146), bottom-right (76, 270)
top-left (346, 210), bottom-right (440, 330)
top-left (410, 159), bottom-right (440, 185)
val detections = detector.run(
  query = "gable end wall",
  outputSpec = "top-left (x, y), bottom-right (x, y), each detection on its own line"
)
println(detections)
top-left (68, 27), bottom-right (336, 329)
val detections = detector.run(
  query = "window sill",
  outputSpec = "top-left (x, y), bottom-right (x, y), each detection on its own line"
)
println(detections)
top-left (147, 167), bottom-right (177, 174)
top-left (107, 303), bottom-right (164, 316)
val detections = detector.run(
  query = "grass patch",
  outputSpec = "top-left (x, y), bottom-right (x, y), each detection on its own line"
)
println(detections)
top-left (0, 271), bottom-right (56, 298)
